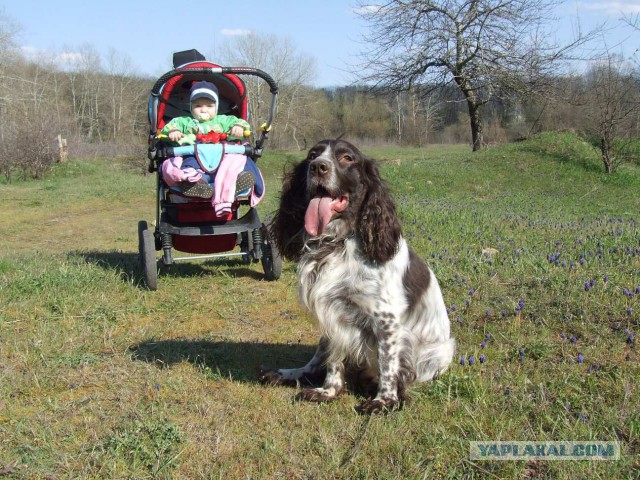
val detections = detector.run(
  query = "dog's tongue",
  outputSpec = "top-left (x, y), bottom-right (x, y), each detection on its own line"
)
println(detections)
top-left (305, 196), bottom-right (347, 236)
top-left (305, 197), bottom-right (333, 237)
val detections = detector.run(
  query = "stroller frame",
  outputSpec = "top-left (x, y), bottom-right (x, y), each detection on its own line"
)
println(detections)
top-left (139, 50), bottom-right (280, 290)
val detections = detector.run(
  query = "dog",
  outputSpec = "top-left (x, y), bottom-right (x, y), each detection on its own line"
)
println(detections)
top-left (260, 139), bottom-right (454, 414)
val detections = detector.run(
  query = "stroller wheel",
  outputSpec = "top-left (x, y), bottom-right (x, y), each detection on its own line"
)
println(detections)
top-left (138, 220), bottom-right (158, 290)
top-left (260, 224), bottom-right (282, 281)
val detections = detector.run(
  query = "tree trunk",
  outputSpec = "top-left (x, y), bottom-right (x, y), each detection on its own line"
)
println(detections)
top-left (468, 99), bottom-right (484, 151)
top-left (600, 137), bottom-right (615, 173)
top-left (455, 77), bottom-right (484, 151)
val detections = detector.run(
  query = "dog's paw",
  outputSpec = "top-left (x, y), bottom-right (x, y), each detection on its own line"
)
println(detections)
top-left (355, 397), bottom-right (402, 415)
top-left (296, 387), bottom-right (338, 403)
top-left (257, 367), bottom-right (299, 387)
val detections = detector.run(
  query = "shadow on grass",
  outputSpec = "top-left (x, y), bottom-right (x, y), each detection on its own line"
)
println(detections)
top-left (78, 250), bottom-right (266, 287)
top-left (514, 134), bottom-right (603, 173)
top-left (528, 147), bottom-right (603, 173)
top-left (130, 339), bottom-right (316, 384)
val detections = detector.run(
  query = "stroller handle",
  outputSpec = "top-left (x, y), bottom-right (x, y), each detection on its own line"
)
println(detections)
top-left (150, 66), bottom-right (279, 96)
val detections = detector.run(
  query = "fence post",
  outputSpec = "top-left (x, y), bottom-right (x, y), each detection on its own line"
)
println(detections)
top-left (57, 134), bottom-right (68, 163)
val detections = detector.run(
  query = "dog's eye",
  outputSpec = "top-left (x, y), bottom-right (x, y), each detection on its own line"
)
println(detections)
top-left (340, 154), bottom-right (353, 164)
top-left (308, 151), bottom-right (318, 160)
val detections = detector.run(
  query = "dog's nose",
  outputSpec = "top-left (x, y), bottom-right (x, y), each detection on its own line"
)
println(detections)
top-left (310, 158), bottom-right (331, 177)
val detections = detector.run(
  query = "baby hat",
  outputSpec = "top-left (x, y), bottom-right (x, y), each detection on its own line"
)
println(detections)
top-left (190, 81), bottom-right (219, 104)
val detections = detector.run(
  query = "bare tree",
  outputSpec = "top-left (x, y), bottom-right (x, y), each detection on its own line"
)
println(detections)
top-left (105, 49), bottom-right (148, 142)
top-left (394, 88), bottom-right (442, 146)
top-left (0, 10), bottom-right (17, 115)
top-left (62, 45), bottom-right (104, 141)
top-left (0, 15), bottom-right (59, 180)
top-left (583, 54), bottom-right (640, 173)
top-left (355, 0), bottom-right (599, 151)
top-left (215, 33), bottom-right (327, 149)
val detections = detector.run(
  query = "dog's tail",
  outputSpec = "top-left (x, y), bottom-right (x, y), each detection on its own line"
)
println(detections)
top-left (415, 337), bottom-right (456, 382)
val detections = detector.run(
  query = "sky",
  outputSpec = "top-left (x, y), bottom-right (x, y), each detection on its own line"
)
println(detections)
top-left (3, 0), bottom-right (640, 87)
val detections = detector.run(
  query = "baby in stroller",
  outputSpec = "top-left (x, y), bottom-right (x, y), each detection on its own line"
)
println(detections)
top-left (158, 81), bottom-right (263, 215)
top-left (140, 55), bottom-right (281, 289)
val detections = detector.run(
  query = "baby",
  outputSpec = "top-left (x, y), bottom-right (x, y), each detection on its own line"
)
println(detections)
top-left (159, 81), bottom-right (254, 198)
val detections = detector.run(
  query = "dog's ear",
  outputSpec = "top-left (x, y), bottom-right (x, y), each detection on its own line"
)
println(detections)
top-left (358, 158), bottom-right (402, 264)
top-left (270, 159), bottom-right (310, 261)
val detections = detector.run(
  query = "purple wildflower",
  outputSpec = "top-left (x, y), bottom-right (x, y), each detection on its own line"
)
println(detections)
top-left (604, 275), bottom-right (609, 283)
top-left (485, 333), bottom-right (492, 340)
top-left (479, 354), bottom-right (486, 363)
top-left (560, 333), bottom-right (567, 340)
top-left (570, 335), bottom-right (578, 344)
top-left (628, 333), bottom-right (636, 344)
top-left (468, 356), bottom-right (475, 366)
top-left (460, 356), bottom-right (466, 366)
top-left (577, 353), bottom-right (584, 364)
top-left (505, 388), bottom-right (511, 396)
top-left (481, 341), bottom-right (487, 349)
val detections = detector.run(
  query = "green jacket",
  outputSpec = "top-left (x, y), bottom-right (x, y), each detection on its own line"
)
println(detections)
top-left (159, 115), bottom-right (251, 145)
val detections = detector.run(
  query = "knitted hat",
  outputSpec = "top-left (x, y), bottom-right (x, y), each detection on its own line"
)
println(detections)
top-left (190, 81), bottom-right (219, 104)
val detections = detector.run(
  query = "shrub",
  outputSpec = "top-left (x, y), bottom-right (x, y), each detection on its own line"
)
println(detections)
top-left (0, 119), bottom-right (55, 181)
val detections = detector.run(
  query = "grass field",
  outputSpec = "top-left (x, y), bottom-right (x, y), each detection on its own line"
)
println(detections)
top-left (0, 132), bottom-right (639, 479)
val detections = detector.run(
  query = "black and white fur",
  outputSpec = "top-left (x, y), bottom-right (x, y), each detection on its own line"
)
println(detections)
top-left (261, 139), bottom-right (454, 413)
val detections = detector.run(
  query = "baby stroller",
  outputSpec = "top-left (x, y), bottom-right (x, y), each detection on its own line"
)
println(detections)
top-left (138, 49), bottom-right (281, 290)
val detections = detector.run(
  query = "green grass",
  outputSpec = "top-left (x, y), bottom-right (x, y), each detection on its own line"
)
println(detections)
top-left (0, 132), bottom-right (639, 478)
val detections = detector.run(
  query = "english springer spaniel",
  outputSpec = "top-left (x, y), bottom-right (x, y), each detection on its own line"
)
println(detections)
top-left (261, 139), bottom-right (455, 414)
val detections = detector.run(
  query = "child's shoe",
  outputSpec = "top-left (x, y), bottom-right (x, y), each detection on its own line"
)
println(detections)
top-left (181, 178), bottom-right (213, 199)
top-left (235, 172), bottom-right (255, 197)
